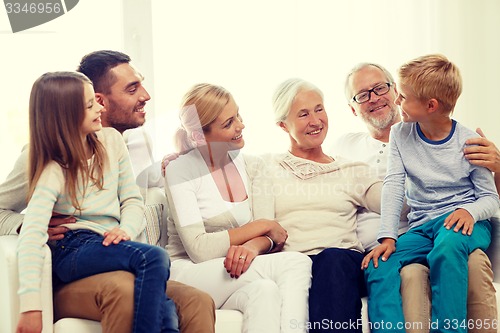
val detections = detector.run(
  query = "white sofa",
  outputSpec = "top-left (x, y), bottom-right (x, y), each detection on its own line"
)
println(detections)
top-left (1, 186), bottom-right (499, 333)
top-left (0, 187), bottom-right (243, 333)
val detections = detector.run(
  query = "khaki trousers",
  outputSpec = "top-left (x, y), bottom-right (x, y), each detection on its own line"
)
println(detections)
top-left (401, 249), bottom-right (497, 333)
top-left (54, 271), bottom-right (216, 333)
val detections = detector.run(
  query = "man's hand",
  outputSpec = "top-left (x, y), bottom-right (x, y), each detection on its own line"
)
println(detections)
top-left (47, 215), bottom-right (76, 241)
top-left (16, 310), bottom-right (42, 333)
top-left (464, 128), bottom-right (500, 173)
top-left (444, 208), bottom-right (475, 235)
top-left (361, 238), bottom-right (396, 269)
top-left (103, 227), bottom-right (130, 246)
top-left (161, 152), bottom-right (180, 177)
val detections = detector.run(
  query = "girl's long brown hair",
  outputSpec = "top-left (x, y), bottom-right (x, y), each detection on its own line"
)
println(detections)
top-left (28, 71), bottom-right (107, 212)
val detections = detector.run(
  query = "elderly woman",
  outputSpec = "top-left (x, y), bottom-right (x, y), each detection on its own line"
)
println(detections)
top-left (251, 78), bottom-right (382, 333)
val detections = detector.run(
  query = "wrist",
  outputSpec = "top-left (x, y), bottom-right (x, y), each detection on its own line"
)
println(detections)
top-left (381, 238), bottom-right (396, 245)
top-left (255, 219), bottom-right (273, 235)
top-left (264, 235), bottom-right (274, 253)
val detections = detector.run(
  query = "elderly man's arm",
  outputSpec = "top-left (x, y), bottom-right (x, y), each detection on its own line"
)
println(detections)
top-left (465, 128), bottom-right (500, 196)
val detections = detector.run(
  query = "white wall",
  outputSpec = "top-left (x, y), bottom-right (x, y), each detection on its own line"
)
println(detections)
top-left (1, 0), bottom-right (499, 181)
top-left (147, 0), bottom-right (500, 160)
top-left (441, 0), bottom-right (500, 147)
top-left (0, 0), bottom-right (125, 180)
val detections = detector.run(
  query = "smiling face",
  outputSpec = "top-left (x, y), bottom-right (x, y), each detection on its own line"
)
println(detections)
top-left (81, 83), bottom-right (105, 137)
top-left (348, 65), bottom-right (400, 133)
top-left (395, 83), bottom-right (429, 123)
top-left (280, 89), bottom-right (327, 152)
top-left (203, 97), bottom-right (245, 150)
top-left (97, 63), bottom-right (151, 133)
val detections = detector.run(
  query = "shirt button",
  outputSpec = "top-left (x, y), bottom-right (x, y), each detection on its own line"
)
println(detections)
top-left (379, 151), bottom-right (383, 154)
top-left (382, 144), bottom-right (386, 147)
top-left (377, 159), bottom-right (380, 163)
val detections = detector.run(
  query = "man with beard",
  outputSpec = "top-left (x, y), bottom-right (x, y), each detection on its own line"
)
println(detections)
top-left (332, 62), bottom-right (499, 333)
top-left (0, 50), bottom-right (215, 333)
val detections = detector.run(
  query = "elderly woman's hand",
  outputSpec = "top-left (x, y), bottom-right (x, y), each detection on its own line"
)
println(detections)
top-left (265, 220), bottom-right (288, 248)
top-left (464, 128), bottom-right (500, 173)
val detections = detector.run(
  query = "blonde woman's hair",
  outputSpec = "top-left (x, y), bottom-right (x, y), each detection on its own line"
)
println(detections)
top-left (28, 71), bottom-right (107, 211)
top-left (272, 78), bottom-right (323, 124)
top-left (174, 83), bottom-right (232, 153)
top-left (398, 54), bottom-right (462, 112)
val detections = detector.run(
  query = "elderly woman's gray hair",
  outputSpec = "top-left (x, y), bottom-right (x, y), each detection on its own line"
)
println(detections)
top-left (272, 78), bottom-right (324, 124)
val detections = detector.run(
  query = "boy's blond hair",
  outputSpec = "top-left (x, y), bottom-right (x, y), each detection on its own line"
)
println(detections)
top-left (398, 54), bottom-right (462, 113)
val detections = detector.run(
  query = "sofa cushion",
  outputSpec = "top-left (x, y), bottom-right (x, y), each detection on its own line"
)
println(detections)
top-left (141, 203), bottom-right (164, 246)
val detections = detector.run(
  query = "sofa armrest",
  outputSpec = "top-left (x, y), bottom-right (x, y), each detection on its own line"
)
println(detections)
top-left (0, 235), bottom-right (54, 333)
top-left (486, 209), bottom-right (500, 283)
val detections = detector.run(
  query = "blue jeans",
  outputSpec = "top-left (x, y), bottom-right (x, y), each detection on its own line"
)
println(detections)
top-left (51, 230), bottom-right (179, 333)
top-left (365, 212), bottom-right (491, 333)
top-left (308, 248), bottom-right (365, 333)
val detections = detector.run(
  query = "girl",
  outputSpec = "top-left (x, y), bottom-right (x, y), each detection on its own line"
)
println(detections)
top-left (16, 72), bottom-right (178, 333)
top-left (164, 83), bottom-right (312, 333)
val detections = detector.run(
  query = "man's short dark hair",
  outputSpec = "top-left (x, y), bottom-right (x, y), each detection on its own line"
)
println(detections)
top-left (77, 50), bottom-right (131, 94)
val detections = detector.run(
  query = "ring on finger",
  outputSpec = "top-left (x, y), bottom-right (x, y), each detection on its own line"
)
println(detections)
top-left (238, 255), bottom-right (246, 260)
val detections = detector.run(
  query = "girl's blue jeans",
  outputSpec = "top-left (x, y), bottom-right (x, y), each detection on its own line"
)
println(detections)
top-left (51, 230), bottom-right (179, 333)
top-left (365, 212), bottom-right (491, 333)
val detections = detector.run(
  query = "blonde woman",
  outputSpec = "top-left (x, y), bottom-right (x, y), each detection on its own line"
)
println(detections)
top-left (165, 83), bottom-right (312, 333)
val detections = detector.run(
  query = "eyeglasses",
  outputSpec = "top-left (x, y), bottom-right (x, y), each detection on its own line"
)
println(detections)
top-left (351, 82), bottom-right (392, 104)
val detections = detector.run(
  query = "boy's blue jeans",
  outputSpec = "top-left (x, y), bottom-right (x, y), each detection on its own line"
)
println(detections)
top-left (365, 212), bottom-right (491, 333)
top-left (51, 230), bottom-right (179, 333)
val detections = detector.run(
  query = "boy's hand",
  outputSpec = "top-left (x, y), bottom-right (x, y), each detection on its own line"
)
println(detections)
top-left (16, 310), bottom-right (42, 333)
top-left (361, 238), bottom-right (395, 269)
top-left (444, 208), bottom-right (474, 235)
top-left (103, 227), bottom-right (130, 246)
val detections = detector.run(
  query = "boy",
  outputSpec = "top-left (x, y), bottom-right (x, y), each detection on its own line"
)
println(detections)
top-left (362, 54), bottom-right (499, 333)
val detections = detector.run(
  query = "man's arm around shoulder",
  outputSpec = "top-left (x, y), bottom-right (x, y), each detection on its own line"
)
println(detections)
top-left (0, 148), bottom-right (29, 235)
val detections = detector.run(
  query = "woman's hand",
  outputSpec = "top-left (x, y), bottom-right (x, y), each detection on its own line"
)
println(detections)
top-left (224, 244), bottom-right (258, 278)
top-left (361, 238), bottom-right (396, 269)
top-left (464, 128), bottom-right (500, 173)
top-left (103, 227), bottom-right (130, 246)
top-left (16, 310), bottom-right (42, 333)
top-left (265, 220), bottom-right (288, 248)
